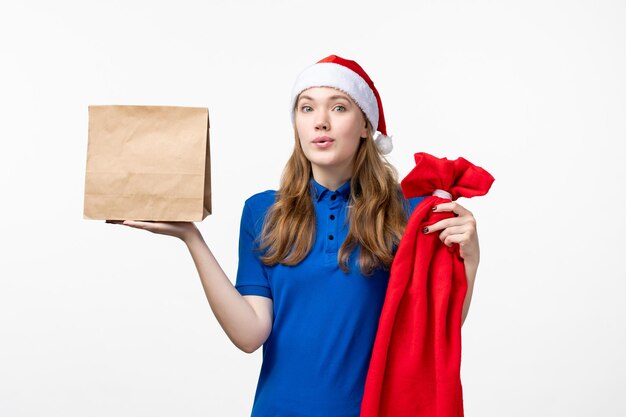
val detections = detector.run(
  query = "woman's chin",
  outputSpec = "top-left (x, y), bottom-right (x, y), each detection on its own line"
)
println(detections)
top-left (308, 155), bottom-right (337, 166)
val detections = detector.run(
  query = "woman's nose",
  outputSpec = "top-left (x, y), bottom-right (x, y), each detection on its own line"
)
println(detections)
top-left (315, 116), bottom-right (329, 130)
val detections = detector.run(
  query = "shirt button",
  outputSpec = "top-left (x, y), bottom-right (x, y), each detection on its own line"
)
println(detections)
top-left (330, 194), bottom-right (337, 201)
top-left (328, 235), bottom-right (334, 240)
top-left (329, 214), bottom-right (335, 220)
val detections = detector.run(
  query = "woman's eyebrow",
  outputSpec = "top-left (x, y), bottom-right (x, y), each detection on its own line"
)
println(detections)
top-left (297, 94), bottom-right (352, 104)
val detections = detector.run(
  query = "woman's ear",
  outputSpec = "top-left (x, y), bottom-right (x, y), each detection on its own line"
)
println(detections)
top-left (360, 117), bottom-right (369, 139)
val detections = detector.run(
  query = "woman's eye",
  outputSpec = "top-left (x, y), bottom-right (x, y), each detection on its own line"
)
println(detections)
top-left (301, 106), bottom-right (312, 112)
top-left (334, 105), bottom-right (346, 112)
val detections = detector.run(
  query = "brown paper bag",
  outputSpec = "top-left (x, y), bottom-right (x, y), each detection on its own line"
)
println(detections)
top-left (83, 105), bottom-right (211, 222)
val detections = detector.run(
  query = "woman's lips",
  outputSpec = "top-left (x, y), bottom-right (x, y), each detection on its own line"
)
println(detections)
top-left (312, 136), bottom-right (335, 148)
top-left (313, 140), bottom-right (334, 149)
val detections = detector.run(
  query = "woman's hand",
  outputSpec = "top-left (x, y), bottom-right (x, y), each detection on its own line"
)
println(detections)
top-left (423, 201), bottom-right (480, 267)
top-left (106, 220), bottom-right (199, 243)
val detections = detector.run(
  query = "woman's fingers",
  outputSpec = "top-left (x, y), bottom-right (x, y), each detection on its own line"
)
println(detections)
top-left (425, 202), bottom-right (476, 234)
top-left (126, 220), bottom-right (176, 235)
top-left (122, 220), bottom-right (150, 228)
top-left (105, 220), bottom-right (150, 227)
top-left (433, 201), bottom-right (471, 217)
top-left (436, 224), bottom-right (469, 245)
top-left (422, 201), bottom-right (479, 260)
top-left (422, 216), bottom-right (465, 234)
top-left (106, 220), bottom-right (197, 241)
top-left (443, 232), bottom-right (469, 247)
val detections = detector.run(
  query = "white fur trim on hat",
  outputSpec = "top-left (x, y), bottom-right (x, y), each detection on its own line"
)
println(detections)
top-left (290, 62), bottom-right (379, 134)
top-left (374, 132), bottom-right (393, 155)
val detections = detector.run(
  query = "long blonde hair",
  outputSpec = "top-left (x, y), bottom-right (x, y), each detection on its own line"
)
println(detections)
top-left (256, 117), bottom-right (410, 277)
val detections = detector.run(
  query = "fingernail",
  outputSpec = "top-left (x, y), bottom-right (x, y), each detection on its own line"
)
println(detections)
top-left (432, 206), bottom-right (437, 211)
top-left (423, 227), bottom-right (429, 233)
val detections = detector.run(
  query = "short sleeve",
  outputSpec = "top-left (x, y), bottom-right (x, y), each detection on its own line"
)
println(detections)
top-left (401, 194), bottom-right (426, 220)
top-left (407, 195), bottom-right (425, 217)
top-left (234, 201), bottom-right (273, 299)
top-left (393, 195), bottom-right (427, 256)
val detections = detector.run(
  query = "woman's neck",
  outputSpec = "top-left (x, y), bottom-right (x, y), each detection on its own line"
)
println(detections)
top-left (311, 165), bottom-right (351, 191)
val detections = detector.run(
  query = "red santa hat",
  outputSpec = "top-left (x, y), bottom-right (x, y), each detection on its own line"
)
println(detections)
top-left (290, 54), bottom-right (393, 155)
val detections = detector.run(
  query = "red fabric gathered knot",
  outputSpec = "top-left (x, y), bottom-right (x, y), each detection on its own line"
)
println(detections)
top-left (360, 152), bottom-right (495, 417)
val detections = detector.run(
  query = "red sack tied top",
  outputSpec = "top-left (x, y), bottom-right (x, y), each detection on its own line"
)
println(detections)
top-left (360, 152), bottom-right (495, 417)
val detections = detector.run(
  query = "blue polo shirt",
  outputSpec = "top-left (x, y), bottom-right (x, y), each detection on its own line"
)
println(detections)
top-left (235, 178), bottom-right (424, 417)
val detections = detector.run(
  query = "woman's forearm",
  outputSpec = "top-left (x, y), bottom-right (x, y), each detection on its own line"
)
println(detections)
top-left (183, 231), bottom-right (267, 353)
top-left (461, 260), bottom-right (478, 326)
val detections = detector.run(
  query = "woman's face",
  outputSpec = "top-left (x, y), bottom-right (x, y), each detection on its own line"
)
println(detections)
top-left (295, 86), bottom-right (369, 178)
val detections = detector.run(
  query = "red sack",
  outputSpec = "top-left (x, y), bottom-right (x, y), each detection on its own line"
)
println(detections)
top-left (360, 152), bottom-right (495, 417)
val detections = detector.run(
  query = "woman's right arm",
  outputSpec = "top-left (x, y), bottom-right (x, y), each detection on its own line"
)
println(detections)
top-left (107, 220), bottom-right (272, 353)
top-left (183, 229), bottom-right (273, 353)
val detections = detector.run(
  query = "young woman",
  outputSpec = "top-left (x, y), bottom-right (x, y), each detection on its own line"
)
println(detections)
top-left (108, 54), bottom-right (480, 417)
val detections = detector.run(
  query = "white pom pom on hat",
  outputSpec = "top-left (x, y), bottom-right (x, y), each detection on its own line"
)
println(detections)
top-left (290, 54), bottom-right (393, 155)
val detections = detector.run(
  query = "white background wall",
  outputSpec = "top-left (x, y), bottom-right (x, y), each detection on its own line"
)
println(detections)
top-left (1, 0), bottom-right (624, 416)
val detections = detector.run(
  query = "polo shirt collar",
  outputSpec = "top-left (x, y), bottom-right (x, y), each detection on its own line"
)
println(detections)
top-left (310, 177), bottom-right (352, 202)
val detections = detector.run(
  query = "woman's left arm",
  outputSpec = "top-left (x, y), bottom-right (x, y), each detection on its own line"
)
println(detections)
top-left (422, 201), bottom-right (479, 327)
